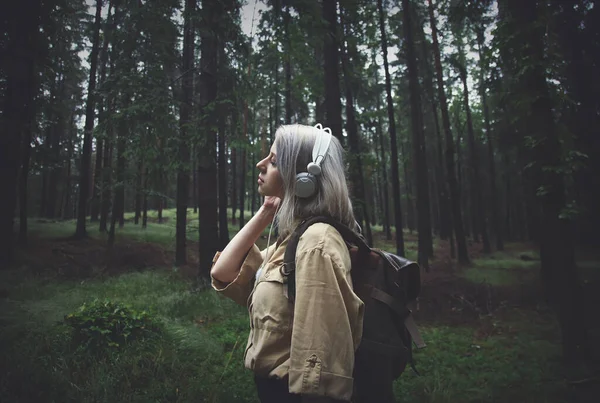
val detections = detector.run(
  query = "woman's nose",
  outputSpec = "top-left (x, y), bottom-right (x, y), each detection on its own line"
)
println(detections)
top-left (256, 158), bottom-right (266, 171)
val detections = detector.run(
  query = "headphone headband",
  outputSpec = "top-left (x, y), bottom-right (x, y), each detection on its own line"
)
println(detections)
top-left (308, 123), bottom-right (332, 176)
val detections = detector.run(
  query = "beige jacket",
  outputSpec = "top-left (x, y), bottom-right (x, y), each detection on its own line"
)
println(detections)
top-left (211, 223), bottom-right (364, 401)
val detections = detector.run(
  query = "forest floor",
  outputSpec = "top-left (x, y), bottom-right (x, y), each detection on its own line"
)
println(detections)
top-left (1, 211), bottom-right (599, 402)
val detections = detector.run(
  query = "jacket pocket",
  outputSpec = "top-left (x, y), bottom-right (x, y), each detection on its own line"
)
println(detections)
top-left (252, 266), bottom-right (292, 332)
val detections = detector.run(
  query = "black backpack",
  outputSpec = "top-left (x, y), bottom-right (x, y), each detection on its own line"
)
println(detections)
top-left (281, 216), bottom-right (426, 403)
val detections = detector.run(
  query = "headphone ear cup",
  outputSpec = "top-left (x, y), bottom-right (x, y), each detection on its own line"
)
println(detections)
top-left (295, 172), bottom-right (316, 198)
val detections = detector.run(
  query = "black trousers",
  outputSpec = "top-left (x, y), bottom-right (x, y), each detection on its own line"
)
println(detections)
top-left (254, 376), bottom-right (348, 403)
top-left (254, 376), bottom-right (301, 403)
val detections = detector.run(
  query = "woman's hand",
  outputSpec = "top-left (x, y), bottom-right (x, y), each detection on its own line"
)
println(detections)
top-left (260, 196), bottom-right (281, 219)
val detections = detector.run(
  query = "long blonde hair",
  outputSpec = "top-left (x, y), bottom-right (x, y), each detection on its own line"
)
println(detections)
top-left (274, 124), bottom-right (357, 238)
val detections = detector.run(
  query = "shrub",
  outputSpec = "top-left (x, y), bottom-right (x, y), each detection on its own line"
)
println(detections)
top-left (64, 299), bottom-right (162, 353)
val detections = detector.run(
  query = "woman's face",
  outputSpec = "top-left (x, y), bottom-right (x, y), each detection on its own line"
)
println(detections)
top-left (256, 144), bottom-right (284, 198)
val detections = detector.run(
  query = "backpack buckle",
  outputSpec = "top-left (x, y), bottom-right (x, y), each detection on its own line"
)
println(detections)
top-left (280, 262), bottom-right (294, 276)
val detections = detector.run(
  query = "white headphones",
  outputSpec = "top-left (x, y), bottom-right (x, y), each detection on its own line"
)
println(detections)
top-left (295, 123), bottom-right (332, 198)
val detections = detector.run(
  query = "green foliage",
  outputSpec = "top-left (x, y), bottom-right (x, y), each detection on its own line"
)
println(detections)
top-left (460, 247), bottom-right (539, 286)
top-left (64, 299), bottom-right (162, 353)
top-left (393, 319), bottom-right (565, 403)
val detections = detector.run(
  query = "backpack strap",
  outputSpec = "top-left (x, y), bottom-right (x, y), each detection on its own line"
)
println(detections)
top-left (281, 216), bottom-right (369, 304)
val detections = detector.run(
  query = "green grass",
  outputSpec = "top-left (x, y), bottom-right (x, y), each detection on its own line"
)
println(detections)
top-left (0, 267), bottom-right (258, 403)
top-left (458, 248), bottom-right (541, 286)
top-left (1, 265), bottom-right (567, 403)
top-left (394, 317), bottom-right (565, 403)
top-left (26, 206), bottom-right (271, 250)
top-left (2, 214), bottom-right (575, 402)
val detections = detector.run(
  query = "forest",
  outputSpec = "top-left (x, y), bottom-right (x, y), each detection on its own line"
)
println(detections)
top-left (1, 0), bottom-right (599, 402)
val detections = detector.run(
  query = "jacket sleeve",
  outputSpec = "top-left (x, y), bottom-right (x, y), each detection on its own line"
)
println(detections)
top-left (288, 245), bottom-right (361, 402)
top-left (210, 244), bottom-right (264, 306)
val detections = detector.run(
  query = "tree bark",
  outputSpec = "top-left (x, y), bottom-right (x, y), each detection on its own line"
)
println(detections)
top-left (283, 0), bottom-right (292, 123)
top-left (90, 1), bottom-right (112, 224)
top-left (427, 0), bottom-right (469, 264)
top-left (322, 0), bottom-right (344, 141)
top-left (142, 167), bottom-right (149, 228)
top-left (175, 0), bottom-right (195, 266)
top-left (400, 138), bottom-right (415, 233)
top-left (134, 159), bottom-right (143, 224)
top-left (108, 119), bottom-right (126, 247)
top-left (18, 89), bottom-right (36, 246)
top-left (75, 0), bottom-right (103, 239)
top-left (477, 28), bottom-right (503, 251)
top-left (63, 115), bottom-right (75, 220)
top-left (198, 0), bottom-right (221, 277)
top-left (99, 117), bottom-right (113, 232)
top-left (458, 63), bottom-right (491, 253)
top-left (373, 60), bottom-right (392, 240)
top-left (403, 0), bottom-right (433, 266)
top-left (218, 82), bottom-right (230, 248)
top-left (377, 0), bottom-right (405, 256)
top-left (0, 0), bottom-right (41, 266)
top-left (500, 0), bottom-right (588, 370)
top-left (340, 6), bottom-right (373, 246)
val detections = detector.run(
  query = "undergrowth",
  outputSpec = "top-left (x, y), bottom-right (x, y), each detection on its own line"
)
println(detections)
top-left (0, 219), bottom-right (576, 402)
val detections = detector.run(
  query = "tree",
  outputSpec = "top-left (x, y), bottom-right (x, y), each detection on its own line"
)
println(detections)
top-left (340, 3), bottom-right (373, 247)
top-left (377, 0), bottom-right (405, 256)
top-left (175, 0), bottom-right (195, 266)
top-left (197, 0), bottom-right (222, 277)
top-left (0, 0), bottom-right (43, 266)
top-left (498, 0), bottom-right (590, 372)
top-left (75, 0), bottom-right (103, 239)
top-left (403, 0), bottom-right (433, 267)
top-left (322, 0), bottom-right (343, 141)
top-left (427, 0), bottom-right (469, 264)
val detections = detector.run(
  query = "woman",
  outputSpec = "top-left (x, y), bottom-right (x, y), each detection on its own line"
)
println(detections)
top-left (210, 123), bottom-right (364, 403)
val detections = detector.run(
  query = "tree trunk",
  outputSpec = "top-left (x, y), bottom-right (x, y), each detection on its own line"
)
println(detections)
top-left (63, 116), bottom-right (75, 220)
top-left (322, 0), bottom-right (343, 141)
top-left (91, 144), bottom-right (103, 223)
top-left (46, 78), bottom-right (65, 219)
top-left (403, 0), bottom-right (433, 266)
top-left (115, 103), bottom-right (127, 233)
top-left (373, 63), bottom-right (391, 240)
top-left (40, 80), bottom-right (57, 218)
top-left (218, 96), bottom-right (230, 248)
top-left (75, 0), bottom-right (103, 239)
top-left (198, 0), bottom-right (221, 278)
top-left (157, 194), bottom-right (163, 223)
top-left (142, 167), bottom-right (149, 228)
top-left (340, 7), bottom-right (373, 246)
top-left (175, 0), bottom-right (195, 266)
top-left (231, 146), bottom-right (237, 225)
top-left (500, 0), bottom-right (588, 370)
top-left (108, 126), bottom-right (125, 247)
top-left (0, 0), bottom-right (41, 266)
top-left (400, 139), bottom-right (415, 234)
top-left (134, 159), bottom-right (143, 224)
top-left (192, 149), bottom-right (198, 214)
top-left (91, 1), bottom-right (112, 224)
top-left (99, 117), bottom-right (113, 232)
top-left (18, 96), bottom-right (35, 246)
top-left (378, 0), bottom-right (405, 256)
top-left (427, 0), bottom-right (469, 264)
top-left (284, 1), bottom-right (292, 123)
top-left (454, 111), bottom-right (472, 240)
top-left (238, 148), bottom-right (246, 230)
top-left (458, 63), bottom-right (490, 253)
top-left (477, 29), bottom-right (503, 251)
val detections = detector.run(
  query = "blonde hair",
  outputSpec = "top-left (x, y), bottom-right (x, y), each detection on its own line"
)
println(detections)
top-left (274, 124), bottom-right (357, 238)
